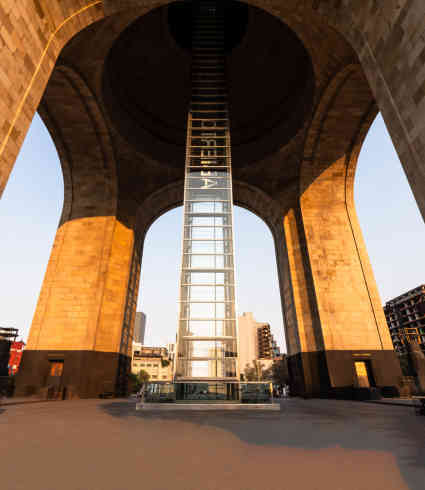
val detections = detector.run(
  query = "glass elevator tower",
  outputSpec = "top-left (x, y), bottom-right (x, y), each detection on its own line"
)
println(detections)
top-left (174, 0), bottom-right (239, 400)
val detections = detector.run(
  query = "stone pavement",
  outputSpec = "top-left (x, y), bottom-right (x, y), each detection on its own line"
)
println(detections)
top-left (1, 398), bottom-right (424, 490)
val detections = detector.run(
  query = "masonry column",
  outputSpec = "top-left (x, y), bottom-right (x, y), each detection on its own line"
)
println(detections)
top-left (289, 64), bottom-right (402, 398)
top-left (15, 64), bottom-right (139, 398)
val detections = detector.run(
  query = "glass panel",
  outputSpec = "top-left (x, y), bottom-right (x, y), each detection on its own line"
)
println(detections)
top-left (187, 320), bottom-right (216, 336)
top-left (186, 272), bottom-right (215, 284)
top-left (186, 176), bottom-right (230, 190)
top-left (187, 241), bottom-right (216, 253)
top-left (215, 272), bottom-right (225, 284)
top-left (191, 216), bottom-right (215, 226)
top-left (186, 188), bottom-right (231, 201)
top-left (215, 255), bottom-right (224, 268)
top-left (190, 341), bottom-right (219, 358)
top-left (189, 255), bottom-right (216, 268)
top-left (188, 286), bottom-right (215, 301)
top-left (215, 286), bottom-right (225, 301)
top-left (190, 202), bottom-right (215, 213)
top-left (183, 241), bottom-right (230, 254)
top-left (189, 303), bottom-right (215, 318)
top-left (190, 361), bottom-right (209, 377)
top-left (189, 227), bottom-right (215, 240)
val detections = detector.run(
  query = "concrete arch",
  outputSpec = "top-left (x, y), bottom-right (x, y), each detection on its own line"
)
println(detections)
top-left (3, 0), bottom-right (419, 398)
top-left (39, 64), bottom-right (118, 223)
top-left (136, 179), bottom-right (285, 240)
top-left (1, 2), bottom-right (424, 216)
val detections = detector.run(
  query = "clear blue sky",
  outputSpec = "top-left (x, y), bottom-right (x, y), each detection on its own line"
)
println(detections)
top-left (0, 113), bottom-right (424, 351)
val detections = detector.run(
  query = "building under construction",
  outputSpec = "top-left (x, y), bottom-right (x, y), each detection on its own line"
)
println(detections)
top-left (384, 285), bottom-right (425, 355)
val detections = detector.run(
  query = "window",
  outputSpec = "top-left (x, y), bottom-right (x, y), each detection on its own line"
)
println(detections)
top-left (49, 361), bottom-right (63, 377)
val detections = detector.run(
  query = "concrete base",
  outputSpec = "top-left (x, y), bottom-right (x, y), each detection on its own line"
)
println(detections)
top-left (15, 350), bottom-right (130, 399)
top-left (136, 402), bottom-right (281, 411)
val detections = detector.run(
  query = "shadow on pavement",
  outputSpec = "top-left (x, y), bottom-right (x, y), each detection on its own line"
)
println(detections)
top-left (98, 398), bottom-right (425, 490)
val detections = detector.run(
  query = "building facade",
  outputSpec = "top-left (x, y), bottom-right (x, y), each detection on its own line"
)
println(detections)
top-left (132, 346), bottom-right (172, 381)
top-left (384, 285), bottom-right (425, 354)
top-left (133, 312), bottom-right (146, 345)
top-left (238, 313), bottom-right (279, 374)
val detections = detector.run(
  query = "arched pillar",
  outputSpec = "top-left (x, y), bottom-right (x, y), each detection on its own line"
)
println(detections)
top-left (286, 64), bottom-right (403, 397)
top-left (318, 0), bottom-right (425, 220)
top-left (15, 66), bottom-right (138, 398)
top-left (0, 0), bottom-right (104, 198)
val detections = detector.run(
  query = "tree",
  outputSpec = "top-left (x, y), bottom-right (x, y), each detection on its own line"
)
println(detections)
top-left (243, 360), bottom-right (270, 381)
top-left (243, 362), bottom-right (257, 381)
top-left (138, 369), bottom-right (150, 384)
top-left (262, 366), bottom-right (273, 381)
top-left (128, 372), bottom-right (141, 393)
top-left (271, 356), bottom-right (289, 388)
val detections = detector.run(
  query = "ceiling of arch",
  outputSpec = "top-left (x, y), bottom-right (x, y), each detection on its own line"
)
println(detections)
top-left (103, 1), bottom-right (315, 169)
top-left (40, 0), bottom-right (375, 219)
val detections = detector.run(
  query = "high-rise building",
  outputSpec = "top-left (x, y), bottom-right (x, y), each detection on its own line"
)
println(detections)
top-left (238, 313), bottom-right (279, 373)
top-left (384, 285), bottom-right (425, 354)
top-left (133, 312), bottom-right (146, 345)
top-left (174, 1), bottom-right (239, 400)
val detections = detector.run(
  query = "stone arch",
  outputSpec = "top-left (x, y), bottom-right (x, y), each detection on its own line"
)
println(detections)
top-left (38, 64), bottom-right (118, 223)
top-left (134, 179), bottom-right (291, 361)
top-left (136, 179), bottom-right (285, 240)
top-left (0, 1), bottom-right (104, 197)
top-left (2, 1), bottom-right (424, 217)
top-left (4, 0), bottom-right (417, 398)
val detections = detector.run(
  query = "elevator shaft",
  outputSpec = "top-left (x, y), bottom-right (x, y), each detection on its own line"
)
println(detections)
top-left (174, 1), bottom-right (239, 395)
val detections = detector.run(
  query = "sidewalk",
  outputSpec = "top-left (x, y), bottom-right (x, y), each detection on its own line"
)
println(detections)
top-left (362, 398), bottom-right (420, 408)
top-left (0, 396), bottom-right (48, 407)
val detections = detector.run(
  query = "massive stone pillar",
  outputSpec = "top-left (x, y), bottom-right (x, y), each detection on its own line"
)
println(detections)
top-left (276, 64), bottom-right (403, 397)
top-left (15, 65), bottom-right (140, 398)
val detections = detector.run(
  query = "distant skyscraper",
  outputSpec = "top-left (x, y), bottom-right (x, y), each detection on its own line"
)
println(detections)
top-left (133, 312), bottom-right (146, 345)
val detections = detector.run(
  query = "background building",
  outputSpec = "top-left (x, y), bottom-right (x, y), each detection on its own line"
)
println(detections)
top-left (0, 327), bottom-right (18, 376)
top-left (384, 285), bottom-right (425, 354)
top-left (238, 313), bottom-right (280, 373)
top-left (167, 343), bottom-right (176, 363)
top-left (133, 312), bottom-right (146, 345)
top-left (131, 346), bottom-right (172, 381)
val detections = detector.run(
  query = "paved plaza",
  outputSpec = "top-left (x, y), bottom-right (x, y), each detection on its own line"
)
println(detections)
top-left (1, 398), bottom-right (424, 490)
